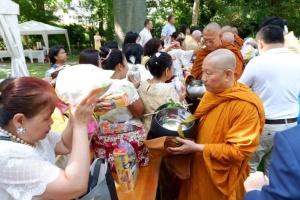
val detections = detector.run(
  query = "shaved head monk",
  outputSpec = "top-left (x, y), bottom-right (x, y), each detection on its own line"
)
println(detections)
top-left (168, 49), bottom-right (265, 200)
top-left (221, 25), bottom-right (232, 33)
top-left (191, 22), bottom-right (244, 80)
top-left (222, 32), bottom-right (235, 44)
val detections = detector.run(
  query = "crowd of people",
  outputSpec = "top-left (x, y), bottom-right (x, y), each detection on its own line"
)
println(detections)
top-left (0, 14), bottom-right (300, 200)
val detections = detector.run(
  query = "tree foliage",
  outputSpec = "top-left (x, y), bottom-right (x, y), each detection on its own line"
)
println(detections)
top-left (148, 0), bottom-right (194, 38)
top-left (81, 0), bottom-right (115, 42)
top-left (13, 0), bottom-right (71, 23)
top-left (13, 0), bottom-right (300, 49)
top-left (148, 0), bottom-right (300, 39)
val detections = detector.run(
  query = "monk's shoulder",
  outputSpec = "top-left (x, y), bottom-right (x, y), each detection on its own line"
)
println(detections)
top-left (220, 42), bottom-right (243, 61)
top-left (196, 47), bottom-right (210, 57)
top-left (219, 42), bottom-right (238, 51)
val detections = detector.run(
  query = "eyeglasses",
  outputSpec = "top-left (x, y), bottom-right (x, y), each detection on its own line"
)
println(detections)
top-left (202, 36), bottom-right (218, 44)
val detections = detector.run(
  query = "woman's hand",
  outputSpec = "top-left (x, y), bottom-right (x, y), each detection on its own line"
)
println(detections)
top-left (178, 86), bottom-right (186, 102)
top-left (69, 89), bottom-right (99, 126)
top-left (167, 137), bottom-right (203, 154)
top-left (128, 75), bottom-right (141, 89)
top-left (94, 94), bottom-right (113, 112)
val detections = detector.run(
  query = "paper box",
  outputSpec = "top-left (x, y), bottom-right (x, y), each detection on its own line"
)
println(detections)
top-left (95, 92), bottom-right (129, 116)
top-left (113, 148), bottom-right (139, 192)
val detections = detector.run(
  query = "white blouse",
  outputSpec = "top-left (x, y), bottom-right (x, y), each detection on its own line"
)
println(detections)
top-left (0, 131), bottom-right (62, 200)
top-left (168, 49), bottom-right (193, 80)
top-left (100, 79), bottom-right (141, 124)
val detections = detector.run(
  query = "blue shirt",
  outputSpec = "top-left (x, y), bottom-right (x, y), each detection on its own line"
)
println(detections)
top-left (161, 23), bottom-right (176, 37)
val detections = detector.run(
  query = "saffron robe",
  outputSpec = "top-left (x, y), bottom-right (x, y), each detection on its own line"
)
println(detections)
top-left (234, 34), bottom-right (244, 49)
top-left (177, 82), bottom-right (265, 200)
top-left (191, 43), bottom-right (244, 80)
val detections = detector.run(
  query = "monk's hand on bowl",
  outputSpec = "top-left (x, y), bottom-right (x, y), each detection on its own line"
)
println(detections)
top-left (167, 137), bottom-right (198, 155)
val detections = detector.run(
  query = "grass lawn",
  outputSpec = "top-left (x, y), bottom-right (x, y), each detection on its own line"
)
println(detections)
top-left (0, 52), bottom-right (79, 79)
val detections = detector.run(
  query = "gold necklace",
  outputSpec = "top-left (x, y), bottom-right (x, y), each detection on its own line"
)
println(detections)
top-left (0, 127), bottom-right (36, 148)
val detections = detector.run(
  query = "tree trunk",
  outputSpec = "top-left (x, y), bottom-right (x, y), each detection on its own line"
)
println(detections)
top-left (192, 0), bottom-right (199, 26)
top-left (113, 0), bottom-right (147, 44)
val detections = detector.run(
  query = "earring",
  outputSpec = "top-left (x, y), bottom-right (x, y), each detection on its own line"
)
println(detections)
top-left (16, 126), bottom-right (26, 135)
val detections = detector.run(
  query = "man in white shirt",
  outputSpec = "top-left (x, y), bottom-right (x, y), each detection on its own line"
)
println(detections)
top-left (161, 15), bottom-right (176, 46)
top-left (239, 25), bottom-right (300, 177)
top-left (139, 19), bottom-right (153, 47)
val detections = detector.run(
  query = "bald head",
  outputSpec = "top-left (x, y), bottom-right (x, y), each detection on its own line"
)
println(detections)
top-left (204, 49), bottom-right (236, 72)
top-left (203, 22), bottom-right (222, 34)
top-left (192, 30), bottom-right (202, 39)
top-left (202, 22), bottom-right (222, 51)
top-left (232, 27), bottom-right (238, 35)
top-left (222, 32), bottom-right (234, 44)
top-left (221, 25), bottom-right (232, 33)
top-left (202, 49), bottom-right (236, 93)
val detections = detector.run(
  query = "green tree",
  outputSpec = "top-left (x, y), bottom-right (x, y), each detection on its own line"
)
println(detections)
top-left (81, 0), bottom-right (115, 43)
top-left (147, 0), bottom-right (300, 38)
top-left (147, 0), bottom-right (194, 38)
top-left (13, 0), bottom-right (71, 23)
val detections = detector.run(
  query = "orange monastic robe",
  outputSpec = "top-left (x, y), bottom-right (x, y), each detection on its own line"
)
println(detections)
top-left (234, 34), bottom-right (244, 49)
top-left (178, 82), bottom-right (265, 200)
top-left (191, 42), bottom-right (244, 80)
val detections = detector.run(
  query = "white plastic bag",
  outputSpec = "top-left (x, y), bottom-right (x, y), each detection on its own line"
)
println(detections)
top-left (55, 64), bottom-right (112, 104)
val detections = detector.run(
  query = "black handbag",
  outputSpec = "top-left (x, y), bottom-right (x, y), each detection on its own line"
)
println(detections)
top-left (77, 158), bottom-right (118, 200)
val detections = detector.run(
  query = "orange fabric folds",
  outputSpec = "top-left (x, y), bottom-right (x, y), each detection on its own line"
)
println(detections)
top-left (234, 35), bottom-right (244, 49)
top-left (178, 82), bottom-right (265, 200)
top-left (191, 43), bottom-right (244, 80)
top-left (144, 136), bottom-right (192, 179)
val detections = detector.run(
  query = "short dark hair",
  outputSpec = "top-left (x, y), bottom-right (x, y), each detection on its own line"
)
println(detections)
top-left (171, 31), bottom-right (181, 40)
top-left (49, 45), bottom-right (64, 67)
top-left (176, 38), bottom-right (185, 46)
top-left (0, 77), bottom-right (16, 92)
top-left (190, 26), bottom-right (203, 34)
top-left (143, 38), bottom-right (163, 57)
top-left (122, 31), bottom-right (140, 50)
top-left (105, 40), bottom-right (119, 49)
top-left (179, 24), bottom-right (189, 35)
top-left (79, 48), bottom-right (99, 67)
top-left (124, 43), bottom-right (143, 64)
top-left (258, 16), bottom-right (284, 31)
top-left (256, 25), bottom-right (284, 44)
top-left (146, 52), bottom-right (172, 78)
top-left (168, 15), bottom-right (174, 22)
top-left (144, 19), bottom-right (152, 27)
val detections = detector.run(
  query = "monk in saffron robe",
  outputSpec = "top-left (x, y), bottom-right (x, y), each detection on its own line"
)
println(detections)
top-left (232, 27), bottom-right (244, 49)
top-left (168, 49), bottom-right (265, 200)
top-left (191, 23), bottom-right (243, 80)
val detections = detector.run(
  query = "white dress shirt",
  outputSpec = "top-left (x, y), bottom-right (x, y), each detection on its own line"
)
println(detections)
top-left (139, 28), bottom-right (152, 47)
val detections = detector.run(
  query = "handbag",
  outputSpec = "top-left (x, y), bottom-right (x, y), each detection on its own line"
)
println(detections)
top-left (92, 123), bottom-right (149, 171)
top-left (77, 158), bottom-right (118, 200)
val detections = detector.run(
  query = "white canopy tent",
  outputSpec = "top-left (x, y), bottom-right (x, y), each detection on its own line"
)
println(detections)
top-left (0, 0), bottom-right (29, 77)
top-left (19, 20), bottom-right (71, 54)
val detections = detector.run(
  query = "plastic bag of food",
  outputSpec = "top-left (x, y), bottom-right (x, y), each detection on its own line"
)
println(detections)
top-left (55, 64), bottom-right (112, 104)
